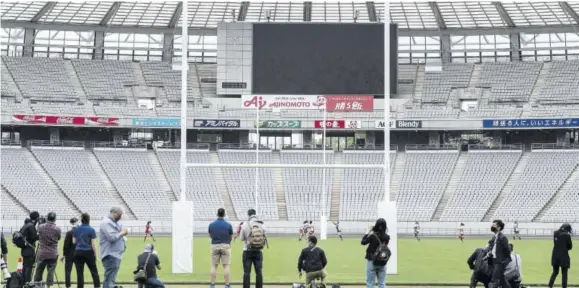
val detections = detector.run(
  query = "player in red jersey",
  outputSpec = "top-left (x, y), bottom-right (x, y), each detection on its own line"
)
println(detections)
top-left (233, 222), bottom-right (244, 241)
top-left (459, 223), bottom-right (465, 242)
top-left (144, 221), bottom-right (156, 242)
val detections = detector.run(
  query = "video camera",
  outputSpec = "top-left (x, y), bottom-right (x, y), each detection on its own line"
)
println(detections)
top-left (37, 216), bottom-right (47, 225)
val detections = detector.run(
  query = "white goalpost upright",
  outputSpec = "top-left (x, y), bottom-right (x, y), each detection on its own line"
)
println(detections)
top-left (173, 0), bottom-right (194, 274)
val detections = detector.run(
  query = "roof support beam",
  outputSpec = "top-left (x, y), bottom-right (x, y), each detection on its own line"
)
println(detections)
top-left (31, 2), bottom-right (56, 23)
top-left (428, 2), bottom-right (447, 30)
top-left (559, 2), bottom-right (579, 24)
top-left (492, 2), bottom-right (516, 28)
top-left (366, 2), bottom-right (377, 22)
top-left (100, 2), bottom-right (121, 26)
top-left (168, 2), bottom-right (183, 28)
top-left (303, 2), bottom-right (312, 22)
top-left (2, 20), bottom-right (217, 36)
top-left (238, 2), bottom-right (249, 21)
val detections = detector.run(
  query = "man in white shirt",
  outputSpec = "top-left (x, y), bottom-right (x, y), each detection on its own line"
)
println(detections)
top-left (504, 244), bottom-right (522, 288)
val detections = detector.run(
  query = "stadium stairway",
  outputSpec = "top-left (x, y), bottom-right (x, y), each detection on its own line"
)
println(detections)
top-left (535, 161), bottom-right (579, 222)
top-left (432, 151), bottom-right (468, 221)
top-left (330, 152), bottom-right (343, 221)
top-left (413, 65), bottom-right (425, 104)
top-left (272, 151), bottom-right (288, 220)
top-left (483, 152), bottom-right (530, 222)
top-left (87, 151), bottom-right (136, 220)
top-left (63, 60), bottom-right (88, 105)
top-left (1, 184), bottom-right (30, 214)
top-left (27, 148), bottom-right (81, 216)
top-left (469, 62), bottom-right (482, 87)
top-left (210, 152), bottom-right (237, 221)
top-left (149, 151), bottom-right (178, 202)
top-left (389, 151), bottom-right (406, 201)
top-left (528, 62), bottom-right (551, 107)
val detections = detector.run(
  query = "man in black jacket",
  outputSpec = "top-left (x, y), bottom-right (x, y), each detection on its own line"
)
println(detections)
top-left (61, 217), bottom-right (78, 288)
top-left (21, 211), bottom-right (40, 283)
top-left (489, 220), bottom-right (511, 288)
top-left (548, 223), bottom-right (572, 288)
top-left (468, 247), bottom-right (491, 288)
top-left (297, 236), bottom-right (327, 288)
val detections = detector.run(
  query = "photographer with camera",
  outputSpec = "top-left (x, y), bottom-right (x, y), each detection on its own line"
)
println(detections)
top-left (34, 212), bottom-right (61, 287)
top-left (361, 218), bottom-right (390, 288)
top-left (548, 223), bottom-right (572, 288)
top-left (62, 217), bottom-right (79, 288)
top-left (15, 211), bottom-right (40, 283)
top-left (297, 235), bottom-right (327, 288)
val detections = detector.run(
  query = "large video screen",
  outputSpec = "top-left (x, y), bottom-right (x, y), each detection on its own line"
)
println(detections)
top-left (252, 23), bottom-right (397, 95)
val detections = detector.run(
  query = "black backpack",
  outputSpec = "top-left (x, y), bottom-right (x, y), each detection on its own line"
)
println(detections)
top-left (371, 233), bottom-right (391, 266)
top-left (474, 251), bottom-right (491, 281)
top-left (6, 271), bottom-right (24, 288)
top-left (12, 231), bottom-right (27, 249)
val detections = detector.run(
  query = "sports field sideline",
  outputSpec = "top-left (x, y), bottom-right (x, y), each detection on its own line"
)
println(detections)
top-left (4, 236), bottom-right (578, 285)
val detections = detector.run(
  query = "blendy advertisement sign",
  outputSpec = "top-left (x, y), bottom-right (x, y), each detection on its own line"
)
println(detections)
top-left (375, 120), bottom-right (422, 129)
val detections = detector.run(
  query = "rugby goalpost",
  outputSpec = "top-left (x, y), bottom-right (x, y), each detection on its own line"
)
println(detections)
top-left (173, 0), bottom-right (397, 275)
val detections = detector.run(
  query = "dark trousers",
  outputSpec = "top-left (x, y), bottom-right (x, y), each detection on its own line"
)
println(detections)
top-left (470, 272), bottom-right (489, 288)
top-left (491, 262), bottom-right (510, 288)
top-left (242, 250), bottom-right (263, 288)
top-left (21, 250), bottom-right (35, 283)
top-left (34, 258), bottom-right (57, 286)
top-left (64, 255), bottom-right (74, 288)
top-left (548, 265), bottom-right (568, 288)
top-left (74, 250), bottom-right (101, 288)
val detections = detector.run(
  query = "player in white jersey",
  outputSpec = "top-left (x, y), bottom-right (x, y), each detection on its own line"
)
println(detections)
top-left (298, 221), bottom-right (309, 241)
top-left (513, 220), bottom-right (522, 240)
top-left (332, 220), bottom-right (343, 241)
top-left (414, 221), bottom-right (421, 241)
top-left (459, 223), bottom-right (465, 242)
top-left (307, 220), bottom-right (315, 237)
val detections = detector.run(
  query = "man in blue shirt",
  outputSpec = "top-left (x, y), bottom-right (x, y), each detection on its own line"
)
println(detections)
top-left (208, 208), bottom-right (233, 288)
top-left (99, 207), bottom-right (128, 288)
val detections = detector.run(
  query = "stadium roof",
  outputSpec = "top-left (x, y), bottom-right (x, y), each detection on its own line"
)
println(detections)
top-left (2, 1), bottom-right (578, 36)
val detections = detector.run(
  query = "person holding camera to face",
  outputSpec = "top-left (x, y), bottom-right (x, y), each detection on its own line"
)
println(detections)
top-left (361, 218), bottom-right (390, 288)
top-left (548, 223), bottom-right (573, 288)
top-left (34, 212), bottom-right (61, 287)
top-left (19, 211), bottom-right (40, 283)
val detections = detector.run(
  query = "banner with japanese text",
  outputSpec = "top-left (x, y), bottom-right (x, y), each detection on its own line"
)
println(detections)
top-left (482, 118), bottom-right (579, 128)
top-left (242, 95), bottom-right (325, 110)
top-left (314, 120), bottom-right (346, 129)
top-left (133, 118), bottom-right (180, 127)
top-left (325, 95), bottom-right (374, 112)
top-left (254, 120), bottom-right (302, 129)
top-left (193, 119), bottom-right (240, 128)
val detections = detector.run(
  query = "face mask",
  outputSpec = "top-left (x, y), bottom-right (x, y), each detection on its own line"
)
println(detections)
top-left (491, 226), bottom-right (497, 233)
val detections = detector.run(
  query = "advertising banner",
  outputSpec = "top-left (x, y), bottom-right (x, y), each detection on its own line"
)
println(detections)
top-left (86, 117), bottom-right (120, 126)
top-left (12, 115), bottom-right (85, 125)
top-left (254, 120), bottom-right (302, 129)
top-left (242, 95), bottom-right (326, 110)
top-left (483, 118), bottom-right (579, 128)
top-left (133, 118), bottom-right (180, 128)
top-left (325, 95), bottom-right (374, 112)
top-left (375, 120), bottom-right (396, 128)
top-left (314, 120), bottom-right (346, 129)
top-left (375, 120), bottom-right (422, 129)
top-left (193, 119), bottom-right (240, 128)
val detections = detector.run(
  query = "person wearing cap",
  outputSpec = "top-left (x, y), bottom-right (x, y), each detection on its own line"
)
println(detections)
top-left (135, 244), bottom-right (164, 288)
top-left (62, 217), bottom-right (79, 288)
top-left (35, 212), bottom-right (62, 287)
top-left (20, 211), bottom-right (40, 283)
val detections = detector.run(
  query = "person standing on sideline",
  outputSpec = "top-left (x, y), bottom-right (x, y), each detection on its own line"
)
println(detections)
top-left (62, 217), bottom-right (79, 288)
top-left (100, 207), bottom-right (128, 288)
top-left (20, 211), bottom-right (40, 283)
top-left (73, 213), bottom-right (100, 288)
top-left (548, 223), bottom-right (572, 288)
top-left (240, 209), bottom-right (267, 288)
top-left (35, 212), bottom-right (61, 287)
top-left (489, 220), bottom-right (511, 288)
top-left (208, 208), bottom-right (233, 288)
top-left (297, 235), bottom-right (328, 288)
top-left (361, 218), bottom-right (390, 288)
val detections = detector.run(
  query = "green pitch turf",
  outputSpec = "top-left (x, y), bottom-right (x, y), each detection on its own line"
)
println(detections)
top-left (5, 236), bottom-right (578, 284)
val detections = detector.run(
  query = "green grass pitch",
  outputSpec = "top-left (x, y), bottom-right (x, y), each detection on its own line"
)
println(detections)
top-left (5, 236), bottom-right (578, 284)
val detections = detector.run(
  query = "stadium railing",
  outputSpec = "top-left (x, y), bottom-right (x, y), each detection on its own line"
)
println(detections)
top-left (405, 144), bottom-right (458, 151)
top-left (343, 144), bottom-right (398, 151)
top-left (0, 139), bottom-right (22, 147)
top-left (531, 143), bottom-right (579, 150)
top-left (91, 141), bottom-right (147, 149)
top-left (28, 140), bottom-right (85, 149)
top-left (468, 143), bottom-right (523, 151)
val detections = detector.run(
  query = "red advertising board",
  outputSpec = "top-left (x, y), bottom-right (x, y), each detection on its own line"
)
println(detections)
top-left (86, 117), bottom-right (120, 126)
top-left (325, 95), bottom-right (373, 112)
top-left (314, 120), bottom-right (346, 129)
top-left (12, 115), bottom-right (85, 125)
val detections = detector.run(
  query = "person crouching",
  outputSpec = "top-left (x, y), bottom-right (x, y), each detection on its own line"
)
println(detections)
top-left (297, 236), bottom-right (327, 288)
top-left (135, 244), bottom-right (164, 288)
